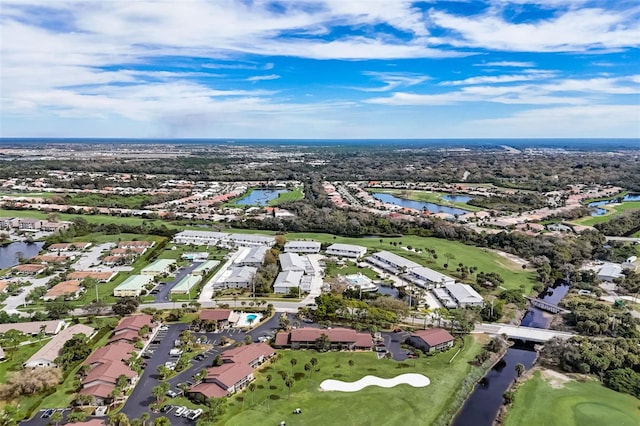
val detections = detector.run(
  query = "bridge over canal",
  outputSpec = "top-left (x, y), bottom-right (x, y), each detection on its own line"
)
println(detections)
top-left (474, 323), bottom-right (576, 343)
top-left (524, 296), bottom-right (570, 314)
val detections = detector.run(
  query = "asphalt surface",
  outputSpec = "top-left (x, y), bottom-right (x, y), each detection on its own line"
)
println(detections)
top-left (19, 312), bottom-right (412, 426)
top-left (152, 262), bottom-right (201, 302)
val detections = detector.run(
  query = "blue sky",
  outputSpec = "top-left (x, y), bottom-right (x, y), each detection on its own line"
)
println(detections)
top-left (1, 0), bottom-right (639, 139)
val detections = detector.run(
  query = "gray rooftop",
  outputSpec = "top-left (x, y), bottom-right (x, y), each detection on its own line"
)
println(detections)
top-left (445, 283), bottom-right (483, 303)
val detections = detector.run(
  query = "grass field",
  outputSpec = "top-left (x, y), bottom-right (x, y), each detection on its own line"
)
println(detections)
top-left (504, 371), bottom-right (639, 426)
top-left (268, 186), bottom-right (305, 206)
top-left (572, 201), bottom-right (640, 226)
top-left (60, 193), bottom-right (155, 210)
top-left (369, 188), bottom-right (484, 212)
top-left (0, 209), bottom-right (179, 229)
top-left (217, 336), bottom-right (483, 425)
top-left (284, 232), bottom-right (535, 294)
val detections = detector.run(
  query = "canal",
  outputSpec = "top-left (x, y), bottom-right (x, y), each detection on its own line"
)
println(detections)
top-left (452, 283), bottom-right (570, 426)
top-left (0, 241), bottom-right (45, 269)
top-left (235, 189), bottom-right (285, 206)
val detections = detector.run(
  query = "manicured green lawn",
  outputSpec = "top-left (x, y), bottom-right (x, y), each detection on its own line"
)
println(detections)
top-left (284, 232), bottom-right (535, 294)
top-left (0, 209), bottom-right (180, 228)
top-left (504, 371), bottom-right (639, 426)
top-left (370, 188), bottom-right (484, 212)
top-left (0, 340), bottom-right (49, 382)
top-left (216, 336), bottom-right (483, 425)
top-left (572, 202), bottom-right (640, 226)
top-left (268, 187), bottom-right (305, 206)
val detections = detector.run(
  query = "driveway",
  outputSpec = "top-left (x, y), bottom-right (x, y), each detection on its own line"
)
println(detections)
top-left (72, 243), bottom-right (113, 270)
top-left (153, 262), bottom-right (200, 302)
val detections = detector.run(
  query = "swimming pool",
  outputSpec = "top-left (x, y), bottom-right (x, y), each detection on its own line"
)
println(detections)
top-left (236, 312), bottom-right (263, 328)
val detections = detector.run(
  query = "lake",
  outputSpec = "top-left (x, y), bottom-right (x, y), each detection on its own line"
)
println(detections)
top-left (588, 193), bottom-right (640, 216)
top-left (235, 189), bottom-right (285, 206)
top-left (442, 194), bottom-right (472, 203)
top-left (372, 193), bottom-right (470, 215)
top-left (0, 241), bottom-right (44, 268)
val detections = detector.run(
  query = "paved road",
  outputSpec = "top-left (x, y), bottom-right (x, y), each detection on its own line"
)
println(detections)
top-left (153, 262), bottom-right (200, 302)
top-left (120, 312), bottom-right (290, 425)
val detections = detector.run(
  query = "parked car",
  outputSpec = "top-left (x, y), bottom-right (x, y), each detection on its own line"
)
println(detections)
top-left (174, 406), bottom-right (187, 417)
top-left (193, 354), bottom-right (205, 361)
top-left (181, 409), bottom-right (193, 418)
top-left (166, 390), bottom-right (178, 398)
top-left (41, 409), bottom-right (54, 418)
top-left (161, 404), bottom-right (173, 413)
top-left (187, 408), bottom-right (203, 420)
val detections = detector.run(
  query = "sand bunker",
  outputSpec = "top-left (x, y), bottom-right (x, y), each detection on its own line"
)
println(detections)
top-left (320, 373), bottom-right (430, 392)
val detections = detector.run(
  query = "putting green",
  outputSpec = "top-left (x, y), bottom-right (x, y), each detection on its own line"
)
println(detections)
top-left (504, 371), bottom-right (639, 426)
top-left (574, 402), bottom-right (637, 426)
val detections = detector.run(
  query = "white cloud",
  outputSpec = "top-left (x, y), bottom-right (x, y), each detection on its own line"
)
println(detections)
top-left (480, 61), bottom-right (536, 67)
top-left (464, 104), bottom-right (640, 137)
top-left (357, 72), bottom-right (430, 92)
top-left (429, 7), bottom-right (640, 52)
top-left (440, 71), bottom-right (555, 86)
top-left (247, 74), bottom-right (281, 82)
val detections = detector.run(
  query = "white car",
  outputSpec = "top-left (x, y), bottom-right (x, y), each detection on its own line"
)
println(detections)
top-left (159, 325), bottom-right (169, 331)
top-left (187, 409), bottom-right (203, 420)
top-left (174, 406), bottom-right (187, 417)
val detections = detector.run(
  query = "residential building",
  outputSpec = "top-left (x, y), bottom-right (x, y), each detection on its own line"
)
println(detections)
top-left (23, 324), bottom-right (94, 368)
top-left (444, 283), bottom-right (484, 307)
top-left (216, 266), bottom-right (257, 289)
top-left (67, 271), bottom-right (118, 283)
top-left (274, 327), bottom-right (373, 350)
top-left (273, 270), bottom-right (304, 294)
top-left (284, 241), bottom-right (321, 253)
top-left (141, 259), bottom-right (175, 276)
top-left (279, 252), bottom-right (307, 272)
top-left (234, 245), bottom-right (268, 267)
top-left (15, 218), bottom-right (44, 230)
top-left (367, 251), bottom-right (455, 289)
top-left (12, 264), bottom-right (46, 275)
top-left (227, 234), bottom-right (275, 247)
top-left (34, 254), bottom-right (72, 264)
top-left (40, 221), bottom-right (71, 233)
top-left (0, 217), bottom-right (13, 230)
top-left (0, 281), bottom-right (9, 293)
top-left (170, 274), bottom-right (201, 295)
top-left (192, 260), bottom-right (220, 276)
top-left (406, 328), bottom-right (455, 353)
top-left (118, 240), bottom-right (155, 249)
top-left (182, 252), bottom-right (210, 261)
top-left (598, 263), bottom-right (624, 282)
top-left (325, 243), bottom-right (367, 259)
top-left (199, 309), bottom-right (234, 331)
top-left (173, 230), bottom-right (228, 245)
top-left (0, 320), bottom-right (65, 335)
top-left (44, 280), bottom-right (84, 301)
top-left (48, 242), bottom-right (91, 251)
top-left (110, 247), bottom-right (147, 257)
top-left (187, 343), bottom-right (274, 401)
top-left (113, 275), bottom-right (153, 297)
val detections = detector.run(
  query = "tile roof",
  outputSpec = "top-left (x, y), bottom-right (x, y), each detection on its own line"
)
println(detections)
top-left (221, 343), bottom-right (274, 365)
top-left (67, 271), bottom-right (117, 282)
top-left (412, 328), bottom-right (455, 347)
top-left (206, 362), bottom-right (253, 389)
top-left (189, 382), bottom-right (228, 398)
top-left (24, 324), bottom-right (94, 366)
top-left (199, 309), bottom-right (232, 322)
top-left (13, 264), bottom-right (46, 273)
top-left (85, 341), bottom-right (134, 366)
top-left (274, 332), bottom-right (289, 346)
top-left (80, 383), bottom-right (115, 399)
top-left (0, 320), bottom-right (64, 335)
top-left (114, 314), bottom-right (153, 333)
top-left (84, 360), bottom-right (136, 385)
top-left (45, 280), bottom-right (82, 298)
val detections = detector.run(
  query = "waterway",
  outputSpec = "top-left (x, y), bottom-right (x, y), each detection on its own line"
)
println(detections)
top-left (0, 241), bottom-right (44, 268)
top-left (452, 283), bottom-right (570, 426)
top-left (372, 193), bottom-right (470, 215)
top-left (235, 189), bottom-right (285, 206)
top-left (376, 284), bottom-right (400, 299)
top-left (588, 193), bottom-right (640, 216)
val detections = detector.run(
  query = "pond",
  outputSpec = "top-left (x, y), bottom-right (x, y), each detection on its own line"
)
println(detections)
top-left (235, 189), bottom-right (285, 206)
top-left (0, 241), bottom-right (44, 268)
top-left (588, 193), bottom-right (640, 216)
top-left (372, 193), bottom-right (470, 215)
top-left (376, 284), bottom-right (400, 298)
top-left (442, 194), bottom-right (472, 203)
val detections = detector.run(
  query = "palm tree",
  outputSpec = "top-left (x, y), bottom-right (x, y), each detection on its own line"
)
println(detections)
top-left (248, 382), bottom-right (256, 404)
top-left (304, 363), bottom-right (312, 378)
top-left (140, 413), bottom-right (150, 426)
top-left (310, 357), bottom-right (318, 373)
top-left (50, 411), bottom-right (63, 426)
top-left (515, 363), bottom-right (525, 377)
top-left (290, 358), bottom-right (297, 374)
top-left (285, 378), bottom-right (293, 400)
top-left (348, 359), bottom-right (354, 369)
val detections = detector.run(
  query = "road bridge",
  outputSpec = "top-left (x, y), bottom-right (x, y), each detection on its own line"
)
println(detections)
top-left (474, 323), bottom-right (575, 343)
top-left (524, 296), bottom-right (570, 314)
